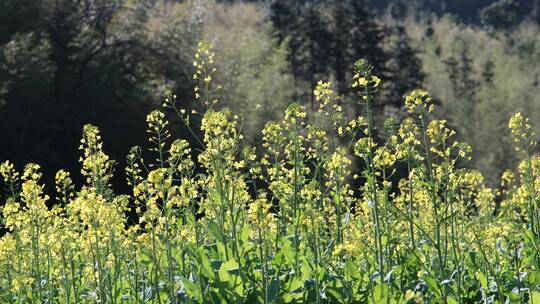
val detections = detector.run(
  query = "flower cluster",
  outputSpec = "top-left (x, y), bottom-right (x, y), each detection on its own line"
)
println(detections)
top-left (404, 89), bottom-right (433, 115)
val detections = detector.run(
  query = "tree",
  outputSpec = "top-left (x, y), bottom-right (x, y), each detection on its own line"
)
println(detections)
top-left (328, 0), bottom-right (387, 98)
top-left (202, 2), bottom-right (295, 146)
top-left (0, 0), bottom-right (203, 194)
top-left (381, 24), bottom-right (424, 108)
top-left (480, 0), bottom-right (521, 29)
top-left (270, 0), bottom-right (332, 104)
top-left (443, 49), bottom-right (479, 148)
top-left (270, 0), bottom-right (424, 112)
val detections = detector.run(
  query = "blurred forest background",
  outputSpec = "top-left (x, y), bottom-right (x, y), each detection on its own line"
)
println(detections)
top-left (1, 0), bottom-right (540, 193)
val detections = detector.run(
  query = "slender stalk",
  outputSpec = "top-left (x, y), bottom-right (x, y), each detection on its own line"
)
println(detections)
top-left (406, 153), bottom-right (415, 248)
top-left (364, 84), bottom-right (384, 277)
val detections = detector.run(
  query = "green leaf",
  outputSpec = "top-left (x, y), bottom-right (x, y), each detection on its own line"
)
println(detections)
top-left (476, 271), bottom-right (488, 289)
top-left (370, 284), bottom-right (389, 304)
top-left (534, 271), bottom-right (540, 286)
top-left (199, 251), bottom-right (215, 280)
top-left (332, 191), bottom-right (341, 205)
top-left (266, 279), bottom-right (279, 303)
top-left (272, 249), bottom-right (285, 266)
top-left (301, 260), bottom-right (312, 281)
top-left (185, 212), bottom-right (196, 226)
top-left (525, 230), bottom-right (539, 251)
top-left (447, 296), bottom-right (458, 304)
top-left (138, 253), bottom-right (152, 265)
top-left (318, 265), bottom-right (326, 282)
top-left (219, 259), bottom-right (239, 282)
top-left (207, 220), bottom-right (224, 241)
top-left (423, 275), bottom-right (441, 298)
top-left (208, 189), bottom-right (222, 204)
top-left (288, 277), bottom-right (304, 294)
top-left (115, 280), bottom-right (132, 303)
top-left (181, 278), bottom-right (202, 302)
top-left (216, 241), bottom-right (228, 260)
top-left (531, 292), bottom-right (540, 304)
top-left (278, 238), bottom-right (295, 264)
top-left (240, 224), bottom-right (251, 244)
top-left (381, 235), bottom-right (388, 247)
top-left (344, 260), bottom-right (359, 279)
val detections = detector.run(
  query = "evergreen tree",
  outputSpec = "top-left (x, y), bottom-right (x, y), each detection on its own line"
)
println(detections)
top-left (443, 49), bottom-right (479, 156)
top-left (382, 24), bottom-right (424, 108)
top-left (480, 0), bottom-right (521, 29)
top-left (270, 0), bottom-right (423, 111)
top-left (270, 0), bottom-right (331, 103)
top-left (328, 0), bottom-right (387, 98)
top-left (297, 2), bottom-right (333, 105)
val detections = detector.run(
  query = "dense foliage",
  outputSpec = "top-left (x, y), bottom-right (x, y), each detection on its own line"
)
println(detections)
top-left (404, 15), bottom-right (540, 186)
top-left (0, 0), bottom-right (295, 192)
top-left (2, 41), bottom-right (540, 303)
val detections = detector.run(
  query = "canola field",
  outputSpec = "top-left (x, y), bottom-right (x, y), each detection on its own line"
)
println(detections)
top-left (1, 41), bottom-right (539, 303)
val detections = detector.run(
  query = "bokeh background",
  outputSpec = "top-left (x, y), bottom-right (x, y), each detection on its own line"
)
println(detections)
top-left (1, 0), bottom-right (539, 194)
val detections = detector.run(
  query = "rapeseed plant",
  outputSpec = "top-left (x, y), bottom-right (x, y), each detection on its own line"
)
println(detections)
top-left (1, 40), bottom-right (540, 303)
